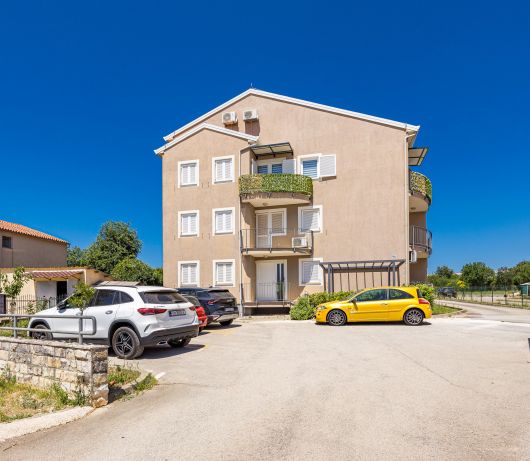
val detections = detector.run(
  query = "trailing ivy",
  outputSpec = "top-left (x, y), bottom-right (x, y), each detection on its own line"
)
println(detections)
top-left (239, 174), bottom-right (313, 196)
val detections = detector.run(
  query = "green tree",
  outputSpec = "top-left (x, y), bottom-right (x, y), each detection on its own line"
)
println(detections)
top-left (83, 222), bottom-right (141, 274)
top-left (68, 282), bottom-right (96, 313)
top-left (110, 257), bottom-right (159, 285)
top-left (495, 266), bottom-right (514, 288)
top-left (67, 246), bottom-right (86, 266)
top-left (512, 261), bottom-right (530, 285)
top-left (435, 265), bottom-right (454, 279)
top-left (461, 262), bottom-right (495, 287)
top-left (152, 268), bottom-right (163, 286)
top-left (0, 267), bottom-right (32, 313)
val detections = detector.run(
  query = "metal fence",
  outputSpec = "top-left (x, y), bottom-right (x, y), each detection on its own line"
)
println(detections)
top-left (240, 228), bottom-right (314, 253)
top-left (0, 313), bottom-right (96, 344)
top-left (437, 286), bottom-right (529, 308)
top-left (0, 294), bottom-right (68, 315)
top-left (240, 282), bottom-right (293, 304)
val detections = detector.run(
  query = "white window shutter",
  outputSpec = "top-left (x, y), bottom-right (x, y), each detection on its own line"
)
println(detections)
top-left (215, 210), bottom-right (233, 233)
top-left (302, 260), bottom-right (321, 284)
top-left (320, 155), bottom-right (336, 178)
top-left (215, 262), bottom-right (233, 285)
top-left (180, 163), bottom-right (197, 186)
top-left (181, 213), bottom-right (197, 235)
top-left (181, 263), bottom-right (197, 285)
top-left (270, 212), bottom-right (284, 234)
top-left (282, 158), bottom-right (295, 174)
top-left (301, 208), bottom-right (320, 232)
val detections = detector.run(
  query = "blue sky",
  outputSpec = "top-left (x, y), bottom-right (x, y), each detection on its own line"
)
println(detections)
top-left (1, 1), bottom-right (529, 273)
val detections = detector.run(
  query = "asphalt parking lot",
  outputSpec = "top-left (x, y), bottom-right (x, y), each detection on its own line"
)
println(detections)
top-left (3, 313), bottom-right (530, 461)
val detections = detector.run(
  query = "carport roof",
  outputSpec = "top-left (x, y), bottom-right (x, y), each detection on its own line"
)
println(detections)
top-left (30, 269), bottom-right (84, 279)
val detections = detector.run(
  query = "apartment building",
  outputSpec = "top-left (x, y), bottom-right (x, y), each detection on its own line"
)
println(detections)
top-left (156, 89), bottom-right (432, 312)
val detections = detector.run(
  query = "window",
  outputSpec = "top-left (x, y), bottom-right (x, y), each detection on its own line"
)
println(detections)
top-left (355, 289), bottom-right (388, 302)
top-left (1, 236), bottom-right (12, 249)
top-left (140, 291), bottom-right (187, 304)
top-left (389, 289), bottom-right (414, 300)
top-left (214, 260), bottom-right (235, 286)
top-left (179, 261), bottom-right (199, 287)
top-left (299, 154), bottom-right (336, 180)
top-left (298, 206), bottom-right (322, 233)
top-left (299, 258), bottom-right (323, 285)
top-left (119, 292), bottom-right (134, 304)
top-left (179, 160), bottom-right (198, 187)
top-left (256, 162), bottom-right (283, 174)
top-left (257, 164), bottom-right (268, 174)
top-left (179, 211), bottom-right (199, 236)
top-left (213, 156), bottom-right (234, 183)
top-left (94, 290), bottom-right (119, 306)
top-left (213, 208), bottom-right (234, 234)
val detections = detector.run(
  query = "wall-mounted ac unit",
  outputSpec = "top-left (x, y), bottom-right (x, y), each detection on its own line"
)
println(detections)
top-left (222, 111), bottom-right (237, 125)
top-left (243, 109), bottom-right (258, 121)
top-left (292, 237), bottom-right (308, 248)
top-left (409, 249), bottom-right (418, 263)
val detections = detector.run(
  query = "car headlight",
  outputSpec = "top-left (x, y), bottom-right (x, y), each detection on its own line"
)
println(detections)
top-left (316, 305), bottom-right (327, 311)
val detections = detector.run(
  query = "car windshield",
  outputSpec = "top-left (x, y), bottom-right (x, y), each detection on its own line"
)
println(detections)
top-left (207, 290), bottom-right (233, 299)
top-left (140, 291), bottom-right (187, 304)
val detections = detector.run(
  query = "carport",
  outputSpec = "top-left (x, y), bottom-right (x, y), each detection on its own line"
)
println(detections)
top-left (319, 259), bottom-right (406, 293)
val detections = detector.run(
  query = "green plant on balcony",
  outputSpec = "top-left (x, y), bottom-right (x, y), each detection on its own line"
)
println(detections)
top-left (409, 171), bottom-right (432, 203)
top-left (239, 174), bottom-right (313, 197)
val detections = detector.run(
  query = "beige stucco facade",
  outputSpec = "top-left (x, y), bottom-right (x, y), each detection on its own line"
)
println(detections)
top-left (158, 90), bottom-right (431, 309)
top-left (0, 230), bottom-right (67, 268)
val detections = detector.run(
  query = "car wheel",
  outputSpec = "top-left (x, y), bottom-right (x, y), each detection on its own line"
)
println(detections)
top-left (219, 319), bottom-right (234, 326)
top-left (168, 337), bottom-right (191, 348)
top-left (31, 324), bottom-right (53, 340)
top-left (327, 309), bottom-right (347, 326)
top-left (112, 326), bottom-right (144, 359)
top-left (403, 308), bottom-right (424, 326)
top-left (199, 326), bottom-right (204, 333)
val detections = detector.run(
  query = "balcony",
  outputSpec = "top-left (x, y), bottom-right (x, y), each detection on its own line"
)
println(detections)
top-left (410, 225), bottom-right (432, 257)
top-left (239, 174), bottom-right (313, 207)
top-left (240, 228), bottom-right (314, 257)
top-left (409, 171), bottom-right (432, 212)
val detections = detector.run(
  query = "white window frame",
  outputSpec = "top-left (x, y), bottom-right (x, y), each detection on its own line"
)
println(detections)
top-left (297, 154), bottom-right (336, 180)
top-left (212, 207), bottom-right (235, 235)
top-left (212, 259), bottom-right (235, 287)
top-left (178, 260), bottom-right (200, 287)
top-left (255, 208), bottom-right (287, 236)
top-left (178, 210), bottom-right (200, 237)
top-left (212, 155), bottom-right (235, 183)
top-left (298, 205), bottom-right (323, 233)
top-left (299, 257), bottom-right (324, 286)
top-left (178, 160), bottom-right (199, 187)
top-left (254, 159), bottom-right (285, 174)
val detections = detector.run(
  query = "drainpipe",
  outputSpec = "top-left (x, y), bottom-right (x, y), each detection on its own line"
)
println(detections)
top-left (404, 128), bottom-right (416, 285)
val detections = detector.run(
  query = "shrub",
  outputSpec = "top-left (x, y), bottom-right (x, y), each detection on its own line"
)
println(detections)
top-left (410, 283), bottom-right (435, 305)
top-left (290, 291), bottom-right (354, 320)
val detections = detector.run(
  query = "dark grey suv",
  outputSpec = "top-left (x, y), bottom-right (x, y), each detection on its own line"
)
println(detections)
top-left (176, 288), bottom-right (239, 326)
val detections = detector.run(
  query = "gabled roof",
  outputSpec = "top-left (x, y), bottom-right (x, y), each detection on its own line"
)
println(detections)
top-left (0, 219), bottom-right (68, 244)
top-left (154, 122), bottom-right (259, 156)
top-left (159, 88), bottom-right (420, 148)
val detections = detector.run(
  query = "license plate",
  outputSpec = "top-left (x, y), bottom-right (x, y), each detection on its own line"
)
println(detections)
top-left (225, 307), bottom-right (234, 312)
top-left (169, 309), bottom-right (186, 317)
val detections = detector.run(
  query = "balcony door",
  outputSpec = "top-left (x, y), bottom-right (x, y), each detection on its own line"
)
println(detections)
top-left (255, 209), bottom-right (286, 248)
top-left (256, 260), bottom-right (287, 301)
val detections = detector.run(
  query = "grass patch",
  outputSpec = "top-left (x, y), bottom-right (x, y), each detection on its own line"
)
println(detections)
top-left (135, 373), bottom-right (157, 393)
top-left (432, 304), bottom-right (461, 315)
top-left (108, 365), bottom-right (156, 402)
top-left (108, 365), bottom-right (141, 387)
top-left (0, 371), bottom-right (82, 423)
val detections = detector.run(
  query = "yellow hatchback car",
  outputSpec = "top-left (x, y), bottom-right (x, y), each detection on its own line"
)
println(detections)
top-left (315, 286), bottom-right (431, 326)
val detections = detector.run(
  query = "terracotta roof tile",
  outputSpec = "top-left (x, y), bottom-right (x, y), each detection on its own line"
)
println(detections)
top-left (0, 220), bottom-right (68, 244)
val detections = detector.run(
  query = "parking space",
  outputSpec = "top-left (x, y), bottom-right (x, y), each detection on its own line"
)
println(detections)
top-left (4, 316), bottom-right (530, 460)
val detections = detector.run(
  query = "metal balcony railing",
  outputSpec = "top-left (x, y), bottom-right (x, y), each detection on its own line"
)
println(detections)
top-left (240, 228), bottom-right (314, 254)
top-left (240, 282), bottom-right (293, 303)
top-left (410, 225), bottom-right (432, 254)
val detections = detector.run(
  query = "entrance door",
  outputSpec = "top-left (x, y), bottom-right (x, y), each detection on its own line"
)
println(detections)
top-left (256, 260), bottom-right (286, 301)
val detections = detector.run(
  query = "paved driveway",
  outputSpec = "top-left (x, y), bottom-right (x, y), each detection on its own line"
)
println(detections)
top-left (2, 313), bottom-right (530, 460)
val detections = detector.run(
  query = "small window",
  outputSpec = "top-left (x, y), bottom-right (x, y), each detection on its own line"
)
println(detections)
top-left (355, 289), bottom-right (388, 302)
top-left (179, 161), bottom-right (198, 187)
top-left (300, 259), bottom-right (322, 285)
top-left (257, 164), bottom-right (268, 174)
top-left (299, 206), bottom-right (322, 232)
top-left (179, 211), bottom-right (199, 236)
top-left (213, 157), bottom-right (234, 183)
top-left (141, 291), bottom-right (187, 304)
top-left (119, 292), bottom-right (134, 304)
top-left (94, 290), bottom-right (118, 306)
top-left (180, 262), bottom-right (199, 286)
top-left (214, 261), bottom-right (234, 286)
top-left (213, 208), bottom-right (234, 234)
top-left (2, 236), bottom-right (12, 249)
top-left (271, 163), bottom-right (283, 174)
top-left (302, 159), bottom-right (318, 179)
top-left (389, 289), bottom-right (415, 300)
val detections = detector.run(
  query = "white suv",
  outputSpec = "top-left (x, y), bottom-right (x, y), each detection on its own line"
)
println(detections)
top-left (29, 284), bottom-right (200, 359)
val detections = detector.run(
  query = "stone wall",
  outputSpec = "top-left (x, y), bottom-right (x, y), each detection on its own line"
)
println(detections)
top-left (0, 337), bottom-right (108, 407)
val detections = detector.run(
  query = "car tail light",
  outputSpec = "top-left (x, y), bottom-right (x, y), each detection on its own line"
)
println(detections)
top-left (418, 298), bottom-right (430, 305)
top-left (188, 305), bottom-right (196, 311)
top-left (207, 299), bottom-right (215, 305)
top-left (137, 307), bottom-right (167, 315)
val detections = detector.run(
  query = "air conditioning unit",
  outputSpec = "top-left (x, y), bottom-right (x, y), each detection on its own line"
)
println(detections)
top-left (292, 237), bottom-right (308, 248)
top-left (409, 249), bottom-right (418, 263)
top-left (243, 109), bottom-right (258, 121)
top-left (222, 111), bottom-right (237, 125)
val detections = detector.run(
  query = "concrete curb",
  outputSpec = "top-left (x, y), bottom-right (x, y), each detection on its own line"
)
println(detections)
top-left (433, 306), bottom-right (466, 318)
top-left (0, 406), bottom-right (93, 443)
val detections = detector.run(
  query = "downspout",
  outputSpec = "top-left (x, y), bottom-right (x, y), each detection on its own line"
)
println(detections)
top-left (404, 128), bottom-right (416, 285)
